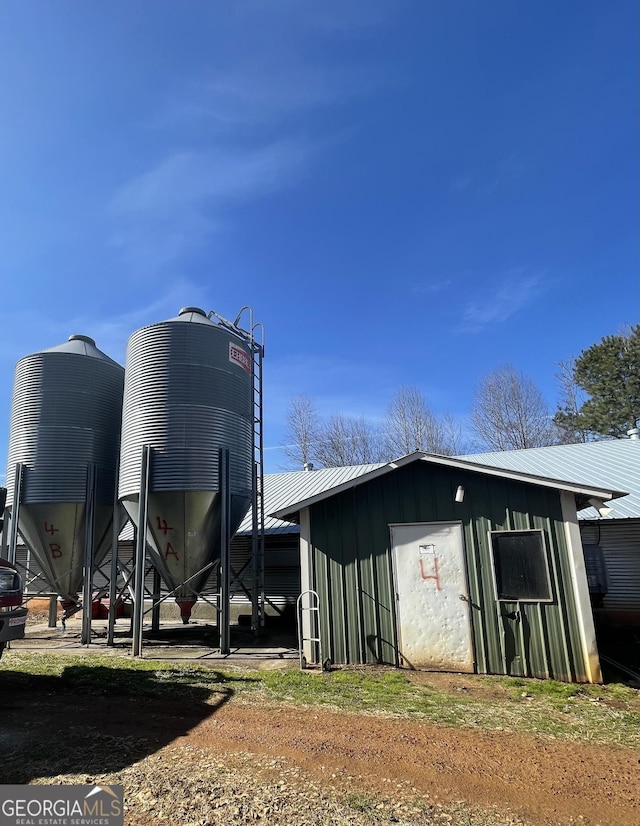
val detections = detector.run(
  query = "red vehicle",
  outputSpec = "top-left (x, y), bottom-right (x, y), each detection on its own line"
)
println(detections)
top-left (0, 558), bottom-right (27, 659)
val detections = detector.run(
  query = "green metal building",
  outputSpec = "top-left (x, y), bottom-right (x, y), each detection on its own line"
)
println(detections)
top-left (274, 452), bottom-right (624, 683)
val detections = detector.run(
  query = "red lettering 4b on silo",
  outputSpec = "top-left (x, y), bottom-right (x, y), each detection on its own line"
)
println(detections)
top-left (44, 521), bottom-right (63, 557)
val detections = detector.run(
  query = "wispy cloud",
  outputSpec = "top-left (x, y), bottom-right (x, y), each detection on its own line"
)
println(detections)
top-left (111, 142), bottom-right (310, 218)
top-left (449, 176), bottom-right (472, 193)
top-left (0, 279), bottom-right (207, 368)
top-left (457, 272), bottom-right (543, 332)
top-left (450, 153), bottom-right (526, 197)
top-left (109, 140), bottom-right (311, 269)
top-left (110, 4), bottom-right (387, 273)
top-left (413, 278), bottom-right (453, 295)
top-left (77, 279), bottom-right (209, 363)
top-left (158, 65), bottom-right (380, 131)
top-left (484, 152), bottom-right (525, 194)
top-left (235, 0), bottom-right (392, 34)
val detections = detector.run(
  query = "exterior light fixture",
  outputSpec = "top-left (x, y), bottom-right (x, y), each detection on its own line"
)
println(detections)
top-left (588, 497), bottom-right (613, 517)
top-left (455, 486), bottom-right (465, 503)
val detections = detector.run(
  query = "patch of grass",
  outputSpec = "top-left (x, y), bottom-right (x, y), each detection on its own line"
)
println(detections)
top-left (501, 676), bottom-right (582, 700)
top-left (1, 651), bottom-right (256, 702)
top-left (251, 667), bottom-right (419, 713)
top-left (3, 652), bottom-right (639, 749)
top-left (244, 667), bottom-right (640, 747)
top-left (344, 792), bottom-right (376, 816)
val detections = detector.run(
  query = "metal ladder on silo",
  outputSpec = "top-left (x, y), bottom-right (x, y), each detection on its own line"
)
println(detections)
top-left (250, 322), bottom-right (266, 633)
top-left (210, 305), bottom-right (266, 635)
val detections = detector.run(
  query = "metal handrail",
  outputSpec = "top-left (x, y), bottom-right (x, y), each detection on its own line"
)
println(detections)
top-left (296, 589), bottom-right (321, 670)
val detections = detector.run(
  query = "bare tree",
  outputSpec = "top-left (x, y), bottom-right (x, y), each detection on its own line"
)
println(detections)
top-left (385, 387), bottom-right (442, 455)
top-left (384, 386), bottom-right (470, 457)
top-left (315, 414), bottom-right (388, 467)
top-left (554, 357), bottom-right (590, 443)
top-left (439, 411), bottom-right (473, 456)
top-left (471, 365), bottom-right (560, 451)
top-left (282, 394), bottom-right (322, 469)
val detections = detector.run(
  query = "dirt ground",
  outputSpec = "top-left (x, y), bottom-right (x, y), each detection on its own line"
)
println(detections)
top-left (158, 697), bottom-right (639, 826)
top-left (2, 661), bottom-right (638, 826)
top-left (2, 606), bottom-right (638, 826)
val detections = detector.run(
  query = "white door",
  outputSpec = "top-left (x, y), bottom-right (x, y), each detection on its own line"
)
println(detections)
top-left (391, 522), bottom-right (474, 671)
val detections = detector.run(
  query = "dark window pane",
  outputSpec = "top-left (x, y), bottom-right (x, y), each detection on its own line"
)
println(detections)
top-left (582, 544), bottom-right (608, 595)
top-left (491, 531), bottom-right (552, 601)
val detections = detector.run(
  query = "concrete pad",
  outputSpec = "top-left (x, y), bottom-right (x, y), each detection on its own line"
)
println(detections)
top-left (11, 618), bottom-right (300, 669)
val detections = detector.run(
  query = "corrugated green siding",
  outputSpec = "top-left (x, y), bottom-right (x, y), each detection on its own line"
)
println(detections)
top-left (311, 487), bottom-right (397, 665)
top-left (308, 461), bottom-right (589, 681)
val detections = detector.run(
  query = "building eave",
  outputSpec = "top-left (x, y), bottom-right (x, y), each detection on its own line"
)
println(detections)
top-left (270, 451), bottom-right (625, 521)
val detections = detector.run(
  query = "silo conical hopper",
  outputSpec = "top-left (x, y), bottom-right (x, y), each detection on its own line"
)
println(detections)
top-left (5, 335), bottom-right (125, 605)
top-left (118, 307), bottom-right (254, 622)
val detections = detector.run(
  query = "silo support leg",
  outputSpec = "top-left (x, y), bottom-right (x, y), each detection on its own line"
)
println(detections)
top-left (219, 448), bottom-right (231, 655)
top-left (151, 567), bottom-right (161, 632)
top-left (133, 446), bottom-right (151, 657)
top-left (81, 463), bottom-right (97, 646)
top-left (48, 595), bottom-right (58, 628)
top-left (8, 463), bottom-right (24, 566)
top-left (107, 502), bottom-right (122, 647)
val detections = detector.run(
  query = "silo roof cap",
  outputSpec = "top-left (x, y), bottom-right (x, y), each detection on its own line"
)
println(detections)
top-left (68, 334), bottom-right (96, 346)
top-left (169, 307), bottom-right (216, 325)
top-left (28, 335), bottom-right (124, 368)
top-left (179, 307), bottom-right (206, 317)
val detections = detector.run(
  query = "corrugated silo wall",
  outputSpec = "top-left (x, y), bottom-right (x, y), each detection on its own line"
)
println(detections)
top-left (308, 461), bottom-right (589, 681)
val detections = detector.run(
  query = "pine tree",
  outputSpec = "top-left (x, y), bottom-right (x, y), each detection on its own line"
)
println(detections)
top-left (554, 325), bottom-right (640, 439)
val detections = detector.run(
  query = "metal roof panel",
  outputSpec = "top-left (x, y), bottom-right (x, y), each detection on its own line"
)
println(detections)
top-left (238, 463), bottom-right (383, 533)
top-left (117, 439), bottom-right (638, 540)
top-left (271, 451), bottom-right (625, 521)
top-left (459, 439), bottom-right (640, 520)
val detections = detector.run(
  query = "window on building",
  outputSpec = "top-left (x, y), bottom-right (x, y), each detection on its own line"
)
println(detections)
top-left (582, 543), bottom-right (608, 609)
top-left (582, 544), bottom-right (608, 595)
top-left (490, 529), bottom-right (553, 602)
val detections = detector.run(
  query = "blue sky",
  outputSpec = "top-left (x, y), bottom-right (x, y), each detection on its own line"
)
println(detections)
top-left (0, 0), bottom-right (637, 475)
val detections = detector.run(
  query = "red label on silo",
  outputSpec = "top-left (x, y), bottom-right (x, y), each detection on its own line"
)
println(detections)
top-left (229, 342), bottom-right (251, 373)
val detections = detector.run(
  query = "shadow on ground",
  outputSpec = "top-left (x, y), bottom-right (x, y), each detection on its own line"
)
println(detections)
top-left (594, 618), bottom-right (640, 683)
top-left (0, 664), bottom-right (255, 783)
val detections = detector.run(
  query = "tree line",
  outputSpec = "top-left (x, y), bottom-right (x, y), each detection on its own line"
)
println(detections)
top-left (281, 325), bottom-right (640, 469)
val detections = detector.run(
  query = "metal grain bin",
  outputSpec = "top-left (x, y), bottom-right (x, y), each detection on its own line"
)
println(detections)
top-left (5, 335), bottom-right (125, 601)
top-left (118, 307), bottom-right (254, 619)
